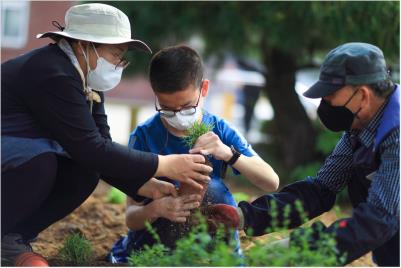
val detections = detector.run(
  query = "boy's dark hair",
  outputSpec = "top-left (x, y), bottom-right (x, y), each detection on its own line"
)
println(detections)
top-left (149, 45), bottom-right (203, 93)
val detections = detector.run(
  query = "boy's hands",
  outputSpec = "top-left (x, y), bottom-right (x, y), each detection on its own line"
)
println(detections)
top-left (189, 132), bottom-right (233, 161)
top-left (156, 154), bottom-right (212, 190)
top-left (150, 194), bottom-right (202, 223)
top-left (137, 178), bottom-right (178, 200)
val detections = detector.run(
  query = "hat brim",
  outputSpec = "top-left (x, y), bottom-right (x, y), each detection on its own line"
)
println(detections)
top-left (36, 31), bottom-right (152, 54)
top-left (303, 80), bottom-right (343, 99)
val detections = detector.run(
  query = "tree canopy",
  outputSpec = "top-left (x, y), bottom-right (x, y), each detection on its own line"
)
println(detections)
top-left (108, 1), bottom-right (399, 69)
top-left (98, 1), bottom-right (399, 170)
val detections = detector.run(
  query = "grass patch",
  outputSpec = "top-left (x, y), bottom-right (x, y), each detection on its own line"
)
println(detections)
top-left (59, 233), bottom-right (94, 266)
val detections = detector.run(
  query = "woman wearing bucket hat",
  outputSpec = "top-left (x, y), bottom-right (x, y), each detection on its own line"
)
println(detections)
top-left (1, 3), bottom-right (210, 266)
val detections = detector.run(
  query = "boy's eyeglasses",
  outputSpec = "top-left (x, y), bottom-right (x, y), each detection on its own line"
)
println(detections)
top-left (155, 85), bottom-right (202, 118)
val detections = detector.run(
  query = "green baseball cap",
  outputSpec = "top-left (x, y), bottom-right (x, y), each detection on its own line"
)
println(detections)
top-left (303, 42), bottom-right (389, 98)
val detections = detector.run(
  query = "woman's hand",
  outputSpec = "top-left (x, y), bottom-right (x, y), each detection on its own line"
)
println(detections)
top-left (137, 178), bottom-right (178, 200)
top-left (155, 154), bottom-right (212, 190)
top-left (150, 194), bottom-right (202, 222)
top-left (189, 132), bottom-right (233, 161)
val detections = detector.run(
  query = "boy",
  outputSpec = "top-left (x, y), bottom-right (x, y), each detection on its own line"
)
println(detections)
top-left (108, 45), bottom-right (279, 263)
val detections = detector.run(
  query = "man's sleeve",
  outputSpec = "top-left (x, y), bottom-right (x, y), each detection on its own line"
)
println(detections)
top-left (314, 132), bottom-right (354, 193)
top-left (238, 132), bottom-right (354, 235)
top-left (291, 129), bottom-right (399, 264)
top-left (238, 177), bottom-right (337, 235)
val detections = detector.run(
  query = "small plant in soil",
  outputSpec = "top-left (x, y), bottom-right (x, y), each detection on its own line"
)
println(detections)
top-left (182, 121), bottom-right (214, 149)
top-left (59, 233), bottom-right (94, 266)
top-left (180, 120), bottom-right (215, 198)
top-left (129, 213), bottom-right (242, 266)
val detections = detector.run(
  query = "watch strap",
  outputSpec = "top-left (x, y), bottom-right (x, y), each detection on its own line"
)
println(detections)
top-left (226, 145), bottom-right (241, 166)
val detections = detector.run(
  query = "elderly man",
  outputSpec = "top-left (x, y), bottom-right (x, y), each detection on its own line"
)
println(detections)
top-left (206, 42), bottom-right (399, 266)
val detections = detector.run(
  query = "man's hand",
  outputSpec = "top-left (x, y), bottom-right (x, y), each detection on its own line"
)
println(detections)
top-left (155, 154), bottom-right (212, 190)
top-left (150, 194), bottom-right (202, 223)
top-left (189, 132), bottom-right (233, 161)
top-left (137, 178), bottom-right (178, 200)
top-left (201, 204), bottom-right (243, 233)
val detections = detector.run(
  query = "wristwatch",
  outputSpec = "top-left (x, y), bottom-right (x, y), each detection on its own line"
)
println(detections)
top-left (220, 146), bottom-right (241, 179)
top-left (226, 145), bottom-right (241, 166)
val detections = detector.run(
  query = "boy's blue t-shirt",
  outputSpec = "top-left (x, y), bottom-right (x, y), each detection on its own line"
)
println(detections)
top-left (108, 110), bottom-right (256, 263)
top-left (129, 110), bottom-right (257, 181)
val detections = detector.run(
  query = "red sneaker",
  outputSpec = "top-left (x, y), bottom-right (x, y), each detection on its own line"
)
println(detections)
top-left (202, 204), bottom-right (240, 233)
top-left (14, 252), bottom-right (49, 267)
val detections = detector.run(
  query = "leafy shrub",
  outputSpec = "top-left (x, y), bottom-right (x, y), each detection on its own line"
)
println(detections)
top-left (59, 233), bottom-right (93, 266)
top-left (290, 162), bottom-right (321, 181)
top-left (128, 201), bottom-right (345, 266)
top-left (183, 121), bottom-right (214, 149)
top-left (128, 216), bottom-right (242, 266)
top-left (106, 187), bottom-right (126, 204)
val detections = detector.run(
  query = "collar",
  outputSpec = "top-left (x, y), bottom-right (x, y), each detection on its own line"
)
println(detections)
top-left (57, 39), bottom-right (101, 106)
top-left (57, 38), bottom-right (86, 88)
top-left (349, 97), bottom-right (389, 148)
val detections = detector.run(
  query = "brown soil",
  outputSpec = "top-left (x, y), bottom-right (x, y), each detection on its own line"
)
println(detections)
top-left (32, 181), bottom-right (375, 266)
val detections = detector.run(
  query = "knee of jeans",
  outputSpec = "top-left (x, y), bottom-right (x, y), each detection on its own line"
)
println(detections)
top-left (204, 180), bottom-right (234, 203)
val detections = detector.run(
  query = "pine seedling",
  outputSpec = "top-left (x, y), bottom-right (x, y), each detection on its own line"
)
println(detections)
top-left (59, 233), bottom-right (93, 266)
top-left (183, 121), bottom-right (214, 149)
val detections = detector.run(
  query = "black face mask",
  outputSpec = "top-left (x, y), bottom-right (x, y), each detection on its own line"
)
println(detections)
top-left (317, 89), bottom-right (361, 132)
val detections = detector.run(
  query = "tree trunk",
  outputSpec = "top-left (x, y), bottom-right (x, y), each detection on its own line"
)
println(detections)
top-left (262, 46), bottom-right (317, 170)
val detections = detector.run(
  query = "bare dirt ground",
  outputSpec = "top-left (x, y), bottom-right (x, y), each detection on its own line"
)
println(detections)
top-left (32, 181), bottom-right (375, 266)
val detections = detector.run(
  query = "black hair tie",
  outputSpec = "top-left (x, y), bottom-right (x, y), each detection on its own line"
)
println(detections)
top-left (52, 21), bottom-right (65, 31)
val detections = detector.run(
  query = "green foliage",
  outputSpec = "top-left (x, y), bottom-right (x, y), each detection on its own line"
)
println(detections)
top-left (59, 233), bottom-right (94, 266)
top-left (246, 236), bottom-right (342, 266)
top-left (128, 202), bottom-right (345, 266)
top-left (106, 187), bottom-right (126, 204)
top-left (182, 121), bottom-right (214, 149)
top-left (316, 130), bottom-right (343, 155)
top-left (290, 162), bottom-right (322, 181)
top-left (128, 214), bottom-right (242, 266)
top-left (98, 1), bottom-right (399, 73)
top-left (232, 192), bottom-right (250, 204)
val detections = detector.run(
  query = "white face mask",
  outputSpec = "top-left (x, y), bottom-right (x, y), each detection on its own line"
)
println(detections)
top-left (80, 42), bottom-right (123, 92)
top-left (162, 107), bottom-right (202, 131)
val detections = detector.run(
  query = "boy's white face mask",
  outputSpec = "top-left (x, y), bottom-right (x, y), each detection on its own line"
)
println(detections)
top-left (162, 107), bottom-right (201, 130)
top-left (80, 42), bottom-right (123, 91)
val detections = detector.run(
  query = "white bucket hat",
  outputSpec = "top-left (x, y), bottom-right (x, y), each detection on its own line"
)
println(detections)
top-left (36, 3), bottom-right (151, 53)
